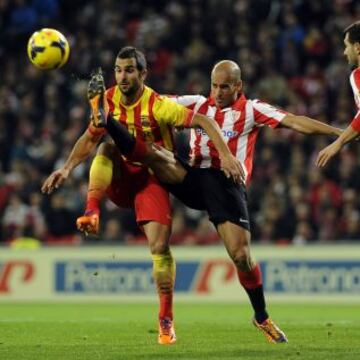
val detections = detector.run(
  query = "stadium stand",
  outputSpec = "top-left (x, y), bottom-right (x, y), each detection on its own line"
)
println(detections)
top-left (1, 0), bottom-right (360, 244)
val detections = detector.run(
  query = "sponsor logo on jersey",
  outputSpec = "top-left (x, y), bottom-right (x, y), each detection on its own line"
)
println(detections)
top-left (195, 128), bottom-right (239, 138)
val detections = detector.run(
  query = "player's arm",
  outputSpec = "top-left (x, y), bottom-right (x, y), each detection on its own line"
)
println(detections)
top-left (41, 129), bottom-right (101, 194)
top-left (280, 114), bottom-right (343, 136)
top-left (316, 116), bottom-right (360, 167)
top-left (191, 114), bottom-right (245, 183)
top-left (167, 94), bottom-right (204, 108)
top-left (253, 100), bottom-right (342, 136)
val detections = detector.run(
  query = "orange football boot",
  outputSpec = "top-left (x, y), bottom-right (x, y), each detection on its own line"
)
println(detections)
top-left (76, 212), bottom-right (99, 235)
top-left (253, 317), bottom-right (288, 343)
top-left (87, 67), bottom-right (108, 127)
top-left (158, 317), bottom-right (176, 345)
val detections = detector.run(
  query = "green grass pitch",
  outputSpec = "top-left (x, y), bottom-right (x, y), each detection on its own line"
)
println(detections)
top-left (1, 303), bottom-right (359, 359)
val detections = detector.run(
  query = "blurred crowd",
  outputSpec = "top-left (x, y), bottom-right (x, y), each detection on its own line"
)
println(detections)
top-left (1, 0), bottom-right (360, 246)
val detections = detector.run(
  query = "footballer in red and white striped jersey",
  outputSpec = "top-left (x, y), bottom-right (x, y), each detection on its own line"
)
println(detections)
top-left (344, 21), bottom-right (360, 133)
top-left (101, 59), bottom-right (340, 342)
top-left (316, 21), bottom-right (360, 167)
top-left (171, 94), bottom-right (287, 185)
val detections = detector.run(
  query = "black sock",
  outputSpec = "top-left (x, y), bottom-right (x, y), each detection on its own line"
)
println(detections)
top-left (105, 115), bottom-right (136, 156)
top-left (243, 285), bottom-right (268, 323)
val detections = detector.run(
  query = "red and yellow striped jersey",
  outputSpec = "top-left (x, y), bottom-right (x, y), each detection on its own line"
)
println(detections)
top-left (89, 85), bottom-right (194, 151)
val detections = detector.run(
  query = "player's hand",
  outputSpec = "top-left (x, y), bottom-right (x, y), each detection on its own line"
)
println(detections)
top-left (151, 143), bottom-right (176, 164)
top-left (316, 140), bottom-right (343, 167)
top-left (41, 168), bottom-right (70, 194)
top-left (220, 154), bottom-right (245, 184)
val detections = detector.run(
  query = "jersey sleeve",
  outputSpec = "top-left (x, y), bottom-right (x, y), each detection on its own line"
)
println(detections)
top-left (168, 94), bottom-right (206, 110)
top-left (153, 94), bottom-right (195, 128)
top-left (350, 68), bottom-right (360, 110)
top-left (350, 111), bottom-right (360, 133)
top-left (349, 69), bottom-right (360, 132)
top-left (252, 99), bottom-right (288, 128)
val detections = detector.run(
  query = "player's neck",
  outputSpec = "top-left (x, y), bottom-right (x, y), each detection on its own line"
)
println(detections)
top-left (121, 85), bottom-right (145, 106)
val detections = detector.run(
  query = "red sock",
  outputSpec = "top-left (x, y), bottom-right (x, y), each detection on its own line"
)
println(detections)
top-left (85, 197), bottom-right (100, 215)
top-left (238, 264), bottom-right (268, 322)
top-left (159, 292), bottom-right (173, 320)
top-left (237, 263), bottom-right (263, 289)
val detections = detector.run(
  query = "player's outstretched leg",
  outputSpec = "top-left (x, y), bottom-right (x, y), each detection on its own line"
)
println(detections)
top-left (152, 250), bottom-right (177, 344)
top-left (238, 263), bottom-right (288, 343)
top-left (143, 221), bottom-right (176, 345)
top-left (218, 222), bottom-right (288, 343)
top-left (236, 262), bottom-right (287, 343)
top-left (88, 67), bottom-right (107, 127)
top-left (76, 144), bottom-right (114, 235)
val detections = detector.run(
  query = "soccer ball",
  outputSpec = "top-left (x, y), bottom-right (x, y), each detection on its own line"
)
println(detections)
top-left (27, 28), bottom-right (70, 69)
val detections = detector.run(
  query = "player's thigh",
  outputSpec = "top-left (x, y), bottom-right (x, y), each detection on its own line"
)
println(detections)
top-left (201, 169), bottom-right (251, 232)
top-left (165, 167), bottom-right (206, 210)
top-left (96, 141), bottom-right (119, 160)
top-left (151, 160), bottom-right (187, 184)
top-left (134, 175), bottom-right (172, 227)
top-left (106, 159), bottom-right (147, 208)
top-left (96, 141), bottom-right (126, 181)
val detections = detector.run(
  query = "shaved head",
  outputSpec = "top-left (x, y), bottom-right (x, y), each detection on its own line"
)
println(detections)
top-left (210, 60), bottom-right (242, 108)
top-left (211, 60), bottom-right (241, 83)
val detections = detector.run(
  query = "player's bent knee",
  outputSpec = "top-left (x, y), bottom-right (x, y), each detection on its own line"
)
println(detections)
top-left (149, 241), bottom-right (170, 255)
top-left (97, 142), bottom-right (117, 157)
top-left (143, 222), bottom-right (171, 255)
top-left (230, 251), bottom-right (252, 272)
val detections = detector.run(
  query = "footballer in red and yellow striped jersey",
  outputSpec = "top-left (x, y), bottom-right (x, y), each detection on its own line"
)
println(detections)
top-left (104, 85), bottom-right (192, 150)
top-left (42, 46), bottom-right (242, 346)
top-left (88, 84), bottom-right (194, 152)
top-left (87, 56), bottom-right (193, 153)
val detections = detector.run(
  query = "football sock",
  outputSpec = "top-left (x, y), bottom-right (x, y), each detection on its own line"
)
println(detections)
top-left (85, 154), bottom-right (113, 214)
top-left (152, 250), bottom-right (176, 320)
top-left (106, 115), bottom-right (148, 161)
top-left (237, 263), bottom-right (269, 323)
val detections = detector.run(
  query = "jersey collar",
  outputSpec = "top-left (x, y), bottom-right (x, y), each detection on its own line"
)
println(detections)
top-left (208, 93), bottom-right (247, 112)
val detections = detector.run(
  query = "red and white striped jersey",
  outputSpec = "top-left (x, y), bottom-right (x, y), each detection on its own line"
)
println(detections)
top-left (349, 68), bottom-right (360, 133)
top-left (172, 94), bottom-right (287, 185)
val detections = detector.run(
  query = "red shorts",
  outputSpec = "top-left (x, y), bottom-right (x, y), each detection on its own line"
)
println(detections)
top-left (106, 157), bottom-right (171, 226)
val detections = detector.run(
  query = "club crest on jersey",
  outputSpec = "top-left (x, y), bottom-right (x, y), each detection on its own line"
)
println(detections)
top-left (232, 110), bottom-right (241, 122)
top-left (140, 116), bottom-right (151, 127)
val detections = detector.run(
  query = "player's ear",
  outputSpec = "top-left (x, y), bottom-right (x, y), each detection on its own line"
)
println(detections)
top-left (237, 80), bottom-right (243, 92)
top-left (141, 69), bottom-right (148, 81)
top-left (355, 42), bottom-right (360, 55)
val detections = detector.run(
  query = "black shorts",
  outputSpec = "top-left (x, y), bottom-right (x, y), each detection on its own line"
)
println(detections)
top-left (164, 166), bottom-right (250, 231)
